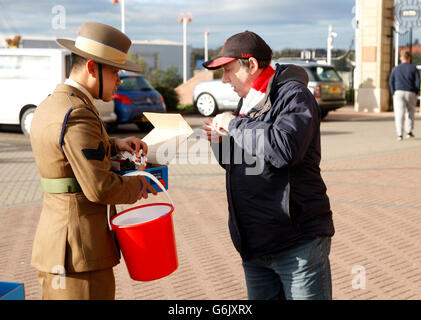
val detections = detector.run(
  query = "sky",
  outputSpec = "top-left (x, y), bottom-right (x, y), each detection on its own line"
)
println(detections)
top-left (0, 0), bottom-right (358, 51)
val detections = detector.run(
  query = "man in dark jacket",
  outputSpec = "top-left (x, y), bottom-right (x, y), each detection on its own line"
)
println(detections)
top-left (202, 31), bottom-right (334, 300)
top-left (388, 49), bottom-right (420, 141)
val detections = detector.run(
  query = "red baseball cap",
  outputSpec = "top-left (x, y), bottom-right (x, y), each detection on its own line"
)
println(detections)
top-left (203, 31), bottom-right (272, 70)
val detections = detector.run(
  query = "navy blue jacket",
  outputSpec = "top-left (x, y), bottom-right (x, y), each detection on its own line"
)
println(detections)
top-left (212, 64), bottom-right (334, 261)
top-left (389, 62), bottom-right (420, 95)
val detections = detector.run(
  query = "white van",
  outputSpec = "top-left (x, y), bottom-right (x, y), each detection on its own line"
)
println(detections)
top-left (0, 48), bottom-right (117, 136)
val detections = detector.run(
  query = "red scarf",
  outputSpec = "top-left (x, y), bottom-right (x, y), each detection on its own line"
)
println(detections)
top-left (239, 65), bottom-right (275, 116)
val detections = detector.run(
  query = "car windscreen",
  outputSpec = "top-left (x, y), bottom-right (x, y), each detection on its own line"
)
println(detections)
top-left (118, 76), bottom-right (154, 91)
top-left (306, 66), bottom-right (342, 82)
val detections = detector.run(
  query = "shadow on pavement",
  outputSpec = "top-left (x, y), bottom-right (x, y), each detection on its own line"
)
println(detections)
top-left (321, 131), bottom-right (352, 136)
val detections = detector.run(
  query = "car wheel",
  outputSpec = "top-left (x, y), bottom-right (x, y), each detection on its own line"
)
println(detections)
top-left (196, 93), bottom-right (218, 117)
top-left (20, 107), bottom-right (36, 137)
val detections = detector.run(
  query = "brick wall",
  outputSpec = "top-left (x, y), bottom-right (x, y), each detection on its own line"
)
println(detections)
top-left (175, 70), bottom-right (214, 105)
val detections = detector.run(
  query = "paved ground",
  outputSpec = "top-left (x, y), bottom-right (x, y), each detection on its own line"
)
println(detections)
top-left (2, 106), bottom-right (421, 300)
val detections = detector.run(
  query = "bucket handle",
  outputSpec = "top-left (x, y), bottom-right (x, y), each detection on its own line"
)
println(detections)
top-left (107, 170), bottom-right (174, 231)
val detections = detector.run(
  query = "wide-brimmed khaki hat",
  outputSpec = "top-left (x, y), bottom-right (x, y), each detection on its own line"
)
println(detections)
top-left (56, 22), bottom-right (141, 73)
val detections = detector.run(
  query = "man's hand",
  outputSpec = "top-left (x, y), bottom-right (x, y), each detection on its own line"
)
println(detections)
top-left (115, 136), bottom-right (148, 156)
top-left (137, 176), bottom-right (158, 200)
top-left (114, 137), bottom-right (156, 200)
top-left (203, 118), bottom-right (224, 143)
top-left (212, 112), bottom-right (235, 132)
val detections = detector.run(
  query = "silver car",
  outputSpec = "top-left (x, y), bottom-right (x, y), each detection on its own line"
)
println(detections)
top-left (193, 60), bottom-right (346, 118)
top-left (94, 99), bottom-right (117, 123)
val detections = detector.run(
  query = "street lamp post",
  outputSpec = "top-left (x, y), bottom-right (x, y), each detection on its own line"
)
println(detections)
top-left (178, 13), bottom-right (192, 83)
top-left (121, 0), bottom-right (125, 34)
top-left (204, 29), bottom-right (210, 63)
top-left (112, 0), bottom-right (125, 33)
top-left (327, 24), bottom-right (337, 65)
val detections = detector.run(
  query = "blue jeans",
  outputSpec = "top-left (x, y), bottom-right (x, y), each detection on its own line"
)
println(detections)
top-left (242, 237), bottom-right (332, 300)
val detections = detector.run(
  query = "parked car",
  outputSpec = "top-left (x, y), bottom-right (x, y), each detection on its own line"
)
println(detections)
top-left (108, 72), bottom-right (166, 131)
top-left (0, 48), bottom-right (117, 136)
top-left (94, 99), bottom-right (118, 128)
top-left (194, 80), bottom-right (238, 117)
top-left (193, 60), bottom-right (346, 118)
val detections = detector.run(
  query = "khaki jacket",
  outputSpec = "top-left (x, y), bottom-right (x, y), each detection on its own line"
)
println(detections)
top-left (30, 84), bottom-right (141, 273)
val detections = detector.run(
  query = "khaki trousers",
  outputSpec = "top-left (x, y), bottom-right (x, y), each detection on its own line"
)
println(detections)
top-left (38, 268), bottom-right (115, 300)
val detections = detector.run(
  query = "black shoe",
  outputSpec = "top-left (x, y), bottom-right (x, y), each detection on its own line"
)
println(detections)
top-left (406, 132), bottom-right (415, 139)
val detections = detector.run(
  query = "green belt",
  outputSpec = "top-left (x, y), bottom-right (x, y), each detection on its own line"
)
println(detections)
top-left (40, 177), bottom-right (82, 194)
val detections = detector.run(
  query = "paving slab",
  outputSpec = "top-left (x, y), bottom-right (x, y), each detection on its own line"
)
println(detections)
top-left (2, 107), bottom-right (421, 300)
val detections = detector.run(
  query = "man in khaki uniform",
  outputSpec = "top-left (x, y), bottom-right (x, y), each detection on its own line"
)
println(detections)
top-left (30, 22), bottom-right (157, 300)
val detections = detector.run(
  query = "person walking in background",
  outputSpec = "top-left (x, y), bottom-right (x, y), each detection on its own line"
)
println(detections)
top-left (389, 49), bottom-right (420, 141)
top-left (202, 31), bottom-right (334, 300)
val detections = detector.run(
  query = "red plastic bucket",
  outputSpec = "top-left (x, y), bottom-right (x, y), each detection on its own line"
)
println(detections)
top-left (108, 171), bottom-right (178, 281)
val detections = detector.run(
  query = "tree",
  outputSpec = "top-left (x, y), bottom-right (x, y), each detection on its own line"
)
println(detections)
top-left (5, 35), bottom-right (21, 48)
top-left (126, 52), bottom-right (145, 73)
top-left (147, 66), bottom-right (182, 112)
top-left (127, 52), bottom-right (181, 111)
top-left (149, 65), bottom-right (182, 89)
